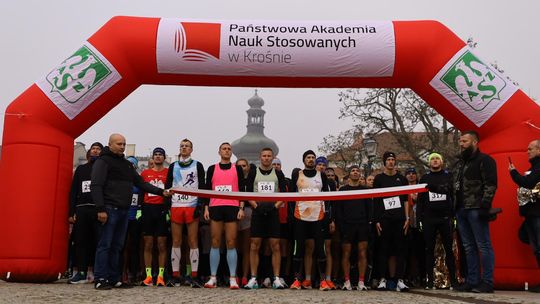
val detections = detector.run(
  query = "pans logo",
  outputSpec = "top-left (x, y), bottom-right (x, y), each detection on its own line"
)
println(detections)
top-left (174, 22), bottom-right (221, 62)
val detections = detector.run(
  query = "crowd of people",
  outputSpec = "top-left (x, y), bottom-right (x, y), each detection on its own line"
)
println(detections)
top-left (66, 131), bottom-right (540, 293)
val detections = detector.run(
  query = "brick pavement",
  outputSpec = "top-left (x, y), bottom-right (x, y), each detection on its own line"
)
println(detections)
top-left (0, 280), bottom-right (538, 304)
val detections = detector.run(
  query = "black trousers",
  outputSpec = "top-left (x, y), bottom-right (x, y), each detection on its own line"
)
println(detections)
top-left (377, 218), bottom-right (407, 280)
top-left (72, 206), bottom-right (99, 272)
top-left (423, 216), bottom-right (456, 281)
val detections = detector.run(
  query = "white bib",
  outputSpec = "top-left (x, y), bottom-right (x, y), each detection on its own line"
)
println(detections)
top-left (257, 181), bottom-right (275, 193)
top-left (428, 191), bottom-right (447, 202)
top-left (215, 185), bottom-right (232, 192)
top-left (81, 180), bottom-right (91, 193)
top-left (383, 196), bottom-right (401, 210)
top-left (131, 194), bottom-right (139, 206)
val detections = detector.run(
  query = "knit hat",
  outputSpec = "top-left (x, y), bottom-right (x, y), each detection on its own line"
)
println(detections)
top-left (152, 147), bottom-right (166, 156)
top-left (315, 156), bottom-right (328, 166)
top-left (272, 158), bottom-right (281, 165)
top-left (383, 151), bottom-right (396, 164)
top-left (302, 150), bottom-right (316, 162)
top-left (127, 156), bottom-right (138, 166)
top-left (405, 167), bottom-right (417, 175)
top-left (428, 152), bottom-right (443, 162)
top-left (90, 142), bottom-right (103, 149)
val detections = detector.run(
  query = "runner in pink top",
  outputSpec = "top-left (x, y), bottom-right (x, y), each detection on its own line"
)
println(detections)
top-left (203, 142), bottom-right (245, 289)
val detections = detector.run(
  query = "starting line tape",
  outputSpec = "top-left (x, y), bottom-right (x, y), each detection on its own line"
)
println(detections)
top-left (171, 183), bottom-right (428, 201)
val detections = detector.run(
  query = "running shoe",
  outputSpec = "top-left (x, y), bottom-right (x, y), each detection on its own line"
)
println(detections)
top-left (425, 280), bottom-right (434, 290)
top-left (142, 276), bottom-right (154, 286)
top-left (279, 277), bottom-right (288, 288)
top-left (342, 280), bottom-right (352, 291)
top-left (357, 280), bottom-right (368, 291)
top-left (301, 279), bottom-right (312, 289)
top-left (167, 276), bottom-right (182, 287)
top-left (262, 277), bottom-right (272, 288)
top-left (229, 277), bottom-right (240, 289)
top-left (156, 276), bottom-right (165, 287)
top-left (86, 271), bottom-right (94, 284)
top-left (319, 280), bottom-right (331, 291)
top-left (377, 278), bottom-right (387, 290)
top-left (113, 281), bottom-right (133, 289)
top-left (94, 279), bottom-right (111, 290)
top-left (396, 279), bottom-right (409, 292)
top-left (204, 277), bottom-right (217, 288)
top-left (241, 277), bottom-right (248, 287)
top-left (190, 277), bottom-right (203, 288)
top-left (272, 277), bottom-right (285, 289)
top-left (327, 280), bottom-right (336, 290)
top-left (67, 272), bottom-right (87, 284)
top-left (244, 277), bottom-right (259, 289)
top-left (290, 279), bottom-right (302, 290)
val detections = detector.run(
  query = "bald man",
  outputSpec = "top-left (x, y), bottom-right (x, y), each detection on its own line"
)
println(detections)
top-left (91, 133), bottom-right (171, 290)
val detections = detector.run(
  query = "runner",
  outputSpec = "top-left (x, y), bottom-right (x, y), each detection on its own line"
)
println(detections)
top-left (165, 139), bottom-right (205, 288)
top-left (373, 151), bottom-right (410, 292)
top-left (236, 158), bottom-right (252, 287)
top-left (203, 142), bottom-right (245, 289)
top-left (289, 150), bottom-right (329, 291)
top-left (418, 153), bottom-right (457, 289)
top-left (273, 157), bottom-right (291, 286)
top-left (337, 165), bottom-right (371, 291)
top-left (68, 142), bottom-right (103, 284)
top-left (243, 148), bottom-right (287, 289)
top-left (140, 148), bottom-right (169, 287)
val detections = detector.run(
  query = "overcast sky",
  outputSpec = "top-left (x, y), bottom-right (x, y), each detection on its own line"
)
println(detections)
top-left (1, 0), bottom-right (538, 175)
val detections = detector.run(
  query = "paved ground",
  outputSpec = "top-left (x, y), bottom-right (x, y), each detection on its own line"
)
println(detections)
top-left (1, 280), bottom-right (538, 304)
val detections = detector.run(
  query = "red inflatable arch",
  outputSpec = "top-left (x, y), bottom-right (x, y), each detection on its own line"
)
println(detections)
top-left (1, 16), bottom-right (539, 287)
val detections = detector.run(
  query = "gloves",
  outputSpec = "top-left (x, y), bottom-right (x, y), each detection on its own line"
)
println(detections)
top-left (166, 210), bottom-right (171, 222)
top-left (418, 221), bottom-right (423, 232)
top-left (136, 209), bottom-right (142, 220)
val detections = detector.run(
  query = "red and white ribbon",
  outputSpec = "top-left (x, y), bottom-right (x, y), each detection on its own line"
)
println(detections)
top-left (170, 183), bottom-right (427, 201)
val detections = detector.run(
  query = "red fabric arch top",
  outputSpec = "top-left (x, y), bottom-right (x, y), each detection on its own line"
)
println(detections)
top-left (1, 17), bottom-right (539, 287)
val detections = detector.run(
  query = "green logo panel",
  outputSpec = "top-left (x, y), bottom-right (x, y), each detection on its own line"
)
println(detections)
top-left (440, 51), bottom-right (506, 111)
top-left (46, 46), bottom-right (112, 104)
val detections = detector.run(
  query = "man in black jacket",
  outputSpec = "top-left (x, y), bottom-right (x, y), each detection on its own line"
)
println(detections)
top-left (509, 139), bottom-right (540, 293)
top-left (91, 133), bottom-right (171, 290)
top-left (67, 142), bottom-right (103, 284)
top-left (453, 131), bottom-right (497, 293)
top-left (418, 152), bottom-right (457, 289)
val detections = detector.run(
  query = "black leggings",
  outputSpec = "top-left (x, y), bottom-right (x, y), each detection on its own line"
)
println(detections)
top-left (377, 219), bottom-right (407, 280)
top-left (292, 219), bottom-right (326, 279)
top-left (72, 206), bottom-right (99, 272)
top-left (423, 217), bottom-right (456, 281)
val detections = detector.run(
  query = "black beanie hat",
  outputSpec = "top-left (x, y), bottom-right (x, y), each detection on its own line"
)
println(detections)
top-left (383, 151), bottom-right (396, 164)
top-left (303, 150), bottom-right (316, 162)
top-left (90, 142), bottom-right (104, 149)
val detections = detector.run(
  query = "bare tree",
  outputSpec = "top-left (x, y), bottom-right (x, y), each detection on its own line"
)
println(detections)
top-left (321, 88), bottom-right (460, 171)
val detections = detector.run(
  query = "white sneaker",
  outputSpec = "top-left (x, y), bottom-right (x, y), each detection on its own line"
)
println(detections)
top-left (396, 279), bottom-right (409, 292)
top-left (229, 277), bottom-right (240, 290)
top-left (377, 278), bottom-right (387, 290)
top-left (272, 277), bottom-right (285, 289)
top-left (357, 280), bottom-right (368, 291)
top-left (204, 277), bottom-right (217, 288)
top-left (279, 277), bottom-right (288, 288)
top-left (262, 277), bottom-right (271, 288)
top-left (342, 280), bottom-right (352, 291)
top-left (244, 277), bottom-right (259, 289)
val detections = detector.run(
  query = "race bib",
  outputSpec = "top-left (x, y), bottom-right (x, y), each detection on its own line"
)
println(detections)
top-left (301, 188), bottom-right (319, 193)
top-left (257, 181), bottom-right (275, 193)
top-left (383, 196), bottom-right (401, 210)
top-left (215, 185), bottom-right (233, 192)
top-left (131, 194), bottom-right (139, 206)
top-left (429, 191), bottom-right (447, 202)
top-left (81, 180), bottom-right (91, 193)
top-left (177, 193), bottom-right (193, 203)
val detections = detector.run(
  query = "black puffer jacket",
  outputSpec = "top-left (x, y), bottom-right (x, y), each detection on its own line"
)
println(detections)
top-left (452, 148), bottom-right (497, 209)
top-left (91, 147), bottom-right (164, 211)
